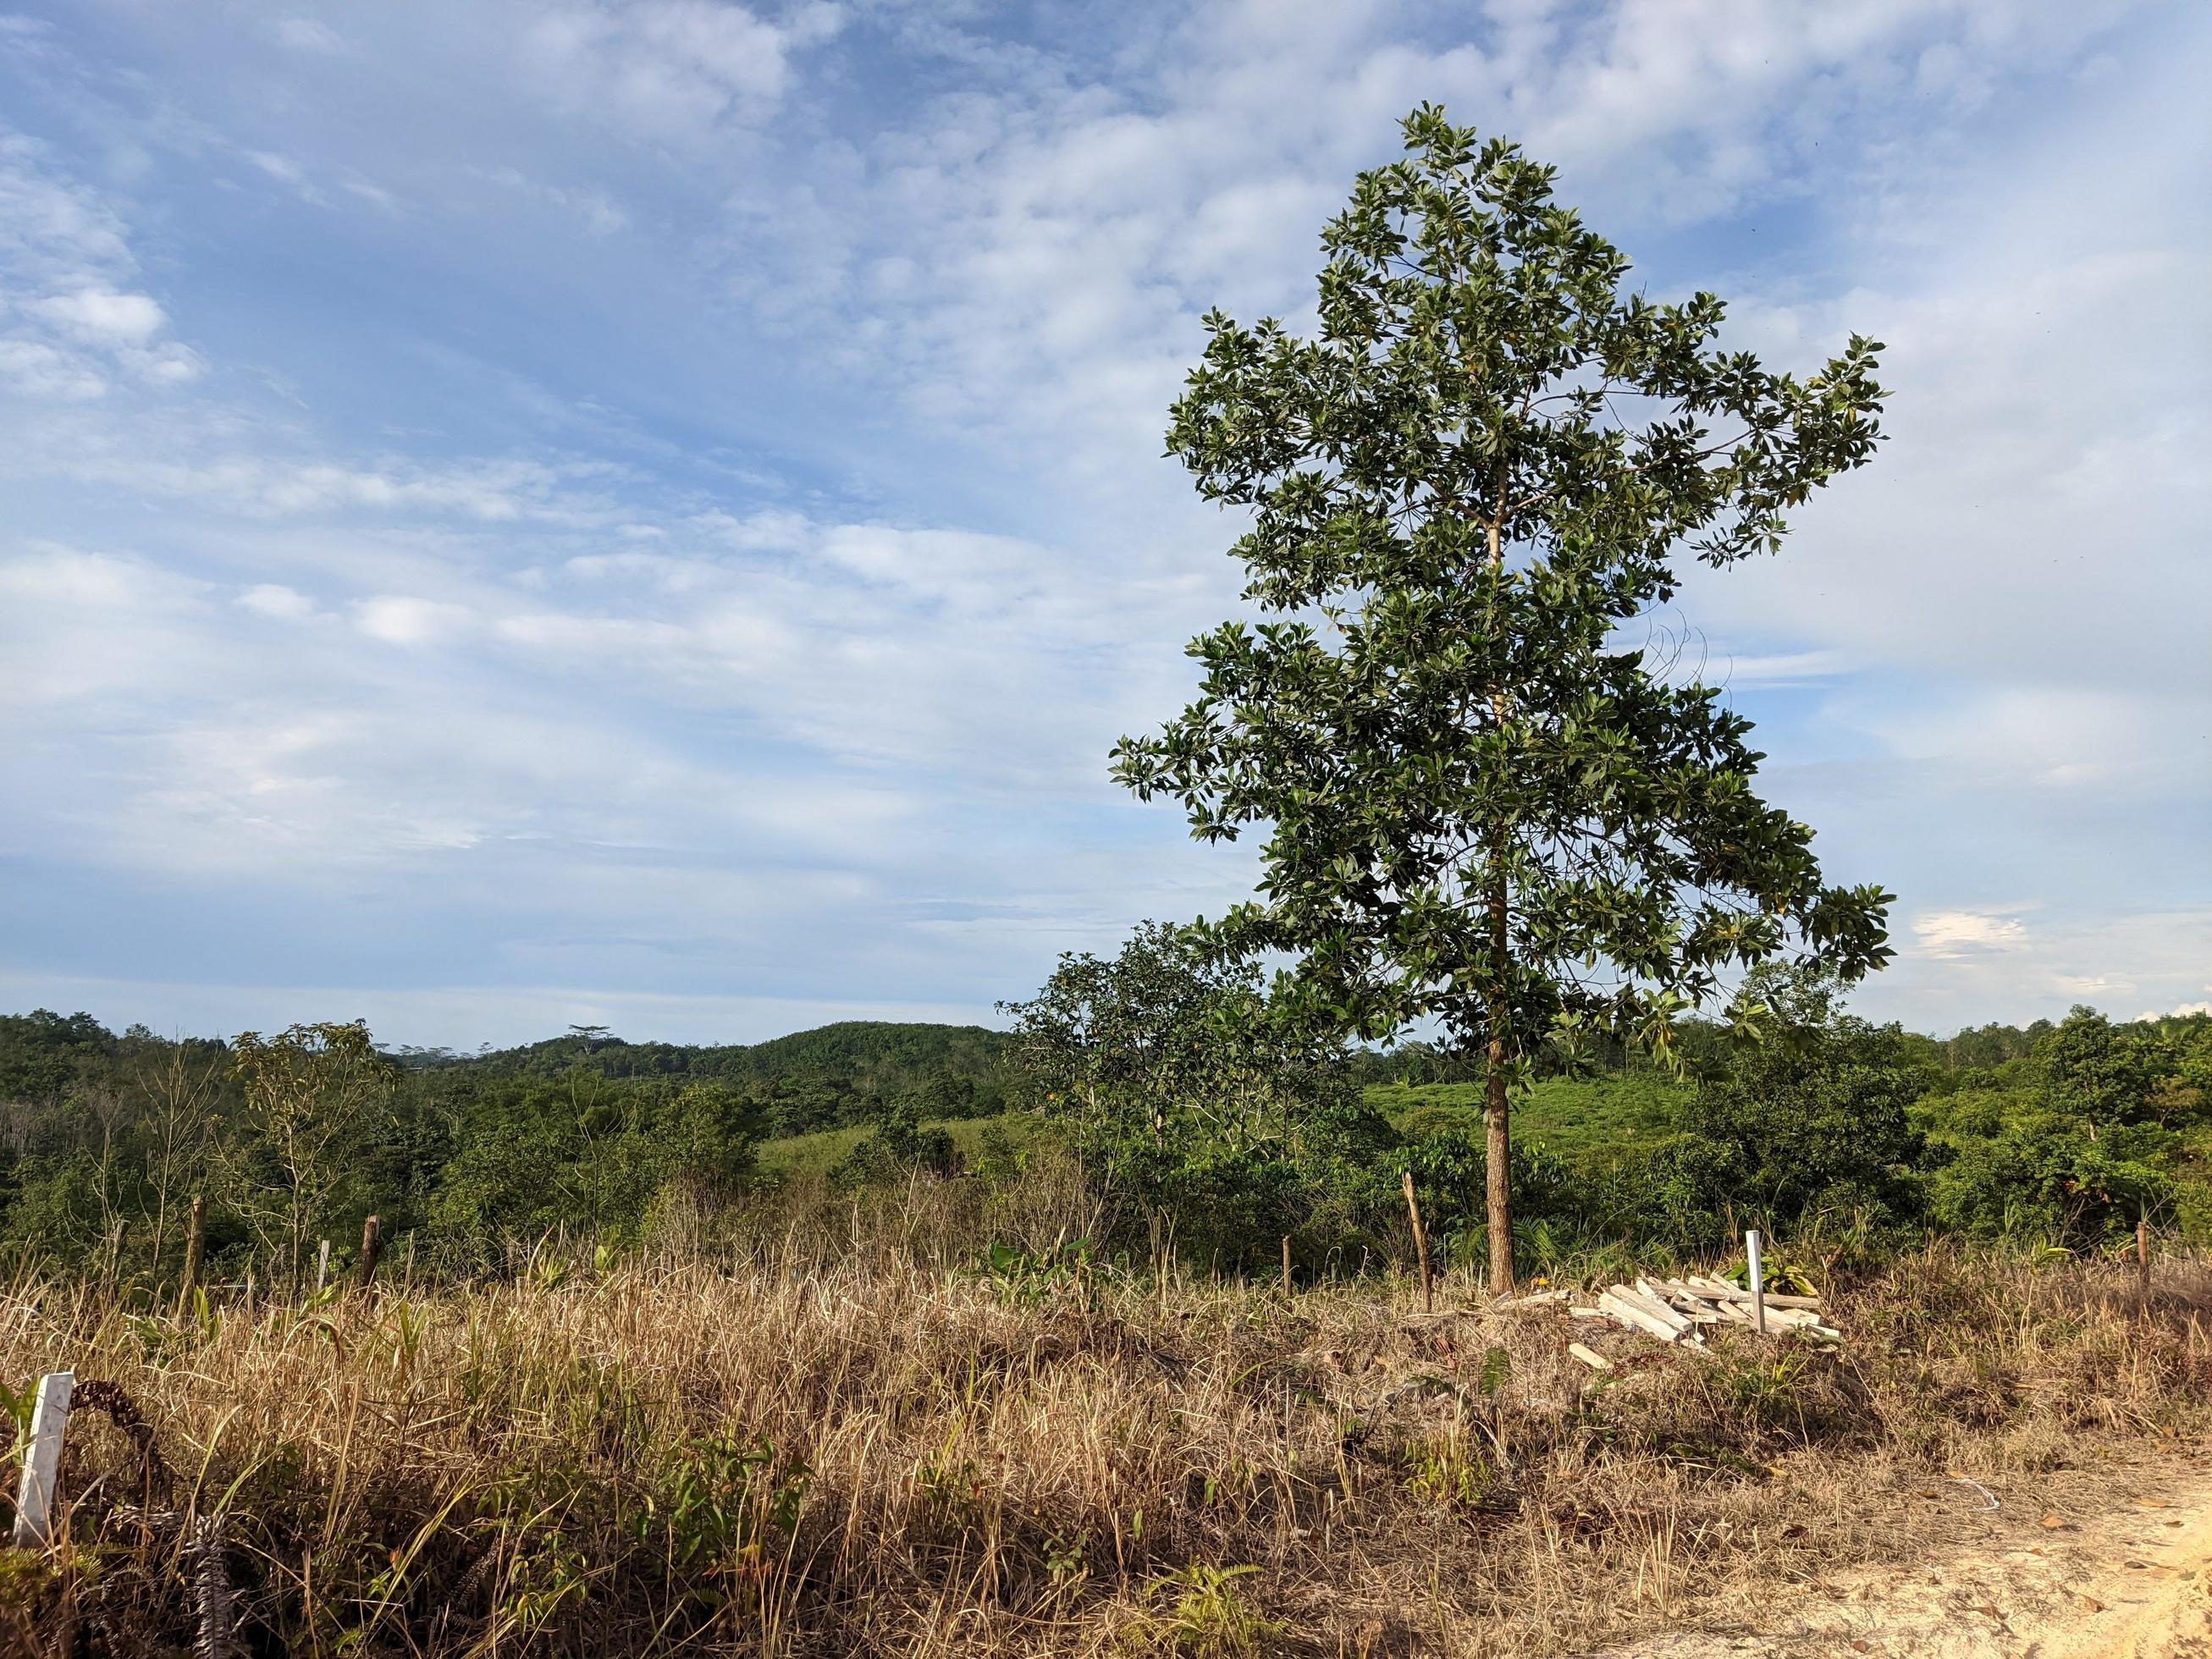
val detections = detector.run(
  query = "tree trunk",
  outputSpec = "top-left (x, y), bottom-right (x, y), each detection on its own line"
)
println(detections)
top-left (1484, 860), bottom-right (1514, 1294)
top-left (358, 1214), bottom-right (383, 1293)
top-left (1481, 503), bottom-right (1516, 1296)
top-left (178, 1194), bottom-right (204, 1315)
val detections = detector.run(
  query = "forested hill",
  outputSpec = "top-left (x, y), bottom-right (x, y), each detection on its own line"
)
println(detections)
top-left (422, 1020), bottom-right (1008, 1093)
top-left (0, 1012), bottom-right (1018, 1144)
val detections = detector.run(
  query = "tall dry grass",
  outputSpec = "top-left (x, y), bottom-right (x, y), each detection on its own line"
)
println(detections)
top-left (4, 1235), bottom-right (2209, 1656)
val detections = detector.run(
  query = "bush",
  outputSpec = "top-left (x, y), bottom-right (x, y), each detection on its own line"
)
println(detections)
top-left (1001, 923), bottom-right (1400, 1273)
top-left (830, 1097), bottom-right (958, 1187)
top-left (1652, 979), bottom-right (1933, 1246)
top-left (1930, 1115), bottom-right (2173, 1247)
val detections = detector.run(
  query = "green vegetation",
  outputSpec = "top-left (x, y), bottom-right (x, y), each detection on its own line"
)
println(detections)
top-left (401, 1018), bottom-right (1012, 1146)
top-left (3, 994), bottom-right (2207, 1297)
top-left (1365, 1072), bottom-right (1680, 1155)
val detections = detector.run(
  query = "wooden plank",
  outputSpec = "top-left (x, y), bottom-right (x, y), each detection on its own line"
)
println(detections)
top-left (12, 1370), bottom-right (74, 1548)
top-left (1568, 1306), bottom-right (1611, 1320)
top-left (1503, 1288), bottom-right (1571, 1304)
top-left (1641, 1279), bottom-right (1725, 1322)
top-left (1612, 1284), bottom-right (1693, 1334)
top-left (1599, 1290), bottom-right (1685, 1344)
top-left (1680, 1282), bottom-right (1823, 1311)
top-left (1568, 1342), bottom-right (1613, 1371)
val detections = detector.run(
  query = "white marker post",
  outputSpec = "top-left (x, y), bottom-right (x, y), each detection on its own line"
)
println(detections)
top-left (12, 1370), bottom-right (74, 1547)
top-left (315, 1238), bottom-right (331, 1297)
top-left (1745, 1229), bottom-right (1768, 1336)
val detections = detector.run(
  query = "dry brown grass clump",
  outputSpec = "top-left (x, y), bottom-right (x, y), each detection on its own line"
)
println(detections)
top-left (4, 1241), bottom-right (2209, 1656)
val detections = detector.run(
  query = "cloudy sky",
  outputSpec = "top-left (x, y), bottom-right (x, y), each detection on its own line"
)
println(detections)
top-left (1, 0), bottom-right (2205, 1049)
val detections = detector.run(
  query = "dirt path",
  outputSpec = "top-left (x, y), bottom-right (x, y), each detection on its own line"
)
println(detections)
top-left (1614, 1456), bottom-right (2212, 1658)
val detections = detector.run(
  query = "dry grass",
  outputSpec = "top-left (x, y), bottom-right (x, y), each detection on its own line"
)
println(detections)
top-left (6, 1237), bottom-right (2210, 1656)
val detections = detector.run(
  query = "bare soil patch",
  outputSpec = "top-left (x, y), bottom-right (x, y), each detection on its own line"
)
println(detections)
top-left (1613, 1448), bottom-right (2212, 1658)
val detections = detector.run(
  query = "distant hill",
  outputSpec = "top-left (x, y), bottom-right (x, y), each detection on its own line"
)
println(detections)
top-left (428, 1020), bottom-right (1015, 1115)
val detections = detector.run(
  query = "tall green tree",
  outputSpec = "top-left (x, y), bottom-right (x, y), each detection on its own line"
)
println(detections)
top-left (1113, 107), bottom-right (1894, 1290)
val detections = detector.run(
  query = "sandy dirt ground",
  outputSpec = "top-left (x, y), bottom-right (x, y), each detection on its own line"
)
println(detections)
top-left (1610, 1453), bottom-right (2212, 1658)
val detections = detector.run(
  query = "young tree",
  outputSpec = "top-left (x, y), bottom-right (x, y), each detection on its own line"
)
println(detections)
top-left (1113, 107), bottom-right (1894, 1291)
top-left (1659, 967), bottom-right (1932, 1243)
top-left (1001, 923), bottom-right (1392, 1269)
top-left (133, 1039), bottom-right (224, 1273)
top-left (2036, 1006), bottom-right (2171, 1135)
top-left (227, 1021), bottom-right (397, 1293)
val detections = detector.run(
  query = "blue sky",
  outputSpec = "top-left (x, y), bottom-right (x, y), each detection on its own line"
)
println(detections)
top-left (1, 0), bottom-right (2205, 1049)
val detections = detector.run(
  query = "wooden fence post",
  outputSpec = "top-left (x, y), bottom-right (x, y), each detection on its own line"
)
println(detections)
top-left (315, 1238), bottom-right (331, 1297)
top-left (1402, 1171), bottom-right (1433, 1315)
top-left (1746, 1229), bottom-right (1768, 1336)
top-left (178, 1194), bottom-right (204, 1315)
top-left (358, 1215), bottom-right (383, 1293)
top-left (1281, 1235), bottom-right (1293, 1298)
top-left (2138, 1215), bottom-right (2152, 1314)
top-left (12, 1371), bottom-right (74, 1548)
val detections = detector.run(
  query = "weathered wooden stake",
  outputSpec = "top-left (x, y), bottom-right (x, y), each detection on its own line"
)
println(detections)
top-left (2138, 1215), bottom-right (2153, 1312)
top-left (315, 1237), bottom-right (331, 1297)
top-left (1281, 1234), bottom-right (1294, 1298)
top-left (178, 1193), bottom-right (205, 1315)
top-left (358, 1214), bottom-right (383, 1292)
top-left (1746, 1229), bottom-right (1768, 1336)
top-left (1402, 1171), bottom-right (1433, 1315)
top-left (12, 1371), bottom-right (74, 1548)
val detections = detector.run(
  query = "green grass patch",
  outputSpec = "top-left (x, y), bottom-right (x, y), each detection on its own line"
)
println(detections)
top-left (1366, 1072), bottom-right (1684, 1155)
top-left (756, 1111), bottom-right (1039, 1177)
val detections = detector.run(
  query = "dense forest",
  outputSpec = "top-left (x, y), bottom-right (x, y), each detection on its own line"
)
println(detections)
top-left (5, 957), bottom-right (2207, 1298)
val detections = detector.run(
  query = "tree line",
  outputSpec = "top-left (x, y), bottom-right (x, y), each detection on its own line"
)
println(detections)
top-left (3, 984), bottom-right (2203, 1296)
top-left (0, 1014), bottom-right (1002, 1290)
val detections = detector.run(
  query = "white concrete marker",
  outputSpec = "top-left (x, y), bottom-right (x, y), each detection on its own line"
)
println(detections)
top-left (12, 1370), bottom-right (74, 1548)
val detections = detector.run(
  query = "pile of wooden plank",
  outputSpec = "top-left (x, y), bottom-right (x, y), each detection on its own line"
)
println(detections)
top-left (1567, 1275), bottom-right (1840, 1348)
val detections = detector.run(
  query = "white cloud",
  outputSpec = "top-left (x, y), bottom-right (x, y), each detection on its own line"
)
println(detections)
top-left (523, 0), bottom-right (843, 139)
top-left (31, 286), bottom-right (166, 344)
top-left (0, 128), bottom-right (133, 283)
top-left (1913, 910), bottom-right (2030, 958)
top-left (355, 594), bottom-right (475, 646)
top-left (237, 582), bottom-right (322, 621)
top-left (0, 545), bottom-right (218, 709)
top-left (0, 338), bottom-right (104, 399)
top-left (0, 134), bottom-right (201, 395)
